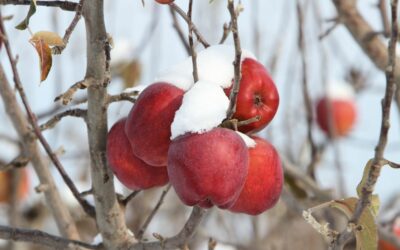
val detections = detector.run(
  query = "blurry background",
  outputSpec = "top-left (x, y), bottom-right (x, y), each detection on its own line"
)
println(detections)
top-left (0, 0), bottom-right (400, 249)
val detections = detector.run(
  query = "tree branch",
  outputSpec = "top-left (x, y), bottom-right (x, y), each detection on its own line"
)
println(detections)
top-left (226, 0), bottom-right (242, 120)
top-left (82, 1), bottom-right (135, 248)
top-left (0, 0), bottom-right (78, 11)
top-left (332, 0), bottom-right (399, 248)
top-left (0, 225), bottom-right (99, 250)
top-left (39, 108), bottom-right (87, 131)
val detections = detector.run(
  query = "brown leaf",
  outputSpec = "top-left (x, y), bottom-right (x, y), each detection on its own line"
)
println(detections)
top-left (31, 31), bottom-right (64, 46)
top-left (30, 38), bottom-right (52, 82)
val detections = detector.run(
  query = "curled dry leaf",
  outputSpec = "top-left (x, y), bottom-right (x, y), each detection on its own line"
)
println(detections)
top-left (29, 38), bottom-right (52, 82)
top-left (15, 0), bottom-right (37, 30)
top-left (31, 31), bottom-right (65, 46)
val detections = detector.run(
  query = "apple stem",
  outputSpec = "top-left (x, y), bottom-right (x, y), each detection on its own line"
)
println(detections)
top-left (237, 115), bottom-right (261, 127)
top-left (226, 0), bottom-right (243, 120)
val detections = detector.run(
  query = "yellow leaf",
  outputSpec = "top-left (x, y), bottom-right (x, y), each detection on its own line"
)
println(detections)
top-left (30, 39), bottom-right (52, 82)
top-left (31, 31), bottom-right (64, 47)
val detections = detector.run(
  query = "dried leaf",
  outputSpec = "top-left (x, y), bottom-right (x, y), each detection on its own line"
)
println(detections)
top-left (15, 0), bottom-right (37, 30)
top-left (112, 59), bottom-right (142, 89)
top-left (30, 39), bottom-right (52, 82)
top-left (330, 197), bottom-right (378, 250)
top-left (31, 31), bottom-right (64, 46)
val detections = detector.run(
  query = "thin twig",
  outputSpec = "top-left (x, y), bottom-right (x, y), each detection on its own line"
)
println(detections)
top-left (52, 0), bottom-right (85, 54)
top-left (378, 0), bottom-right (390, 37)
top-left (0, 154), bottom-right (29, 171)
top-left (187, 0), bottom-right (198, 82)
top-left (55, 79), bottom-right (90, 105)
top-left (39, 108), bottom-right (87, 131)
top-left (169, 7), bottom-right (190, 54)
top-left (0, 15), bottom-right (96, 218)
top-left (297, 3), bottom-right (318, 179)
top-left (107, 90), bottom-right (139, 105)
top-left (219, 22), bottom-right (232, 44)
top-left (0, 225), bottom-right (99, 249)
top-left (332, 0), bottom-right (398, 248)
top-left (0, 0), bottom-right (78, 11)
top-left (226, 0), bottom-right (242, 119)
top-left (136, 185), bottom-right (171, 240)
top-left (169, 2), bottom-right (210, 48)
top-left (119, 190), bottom-right (141, 207)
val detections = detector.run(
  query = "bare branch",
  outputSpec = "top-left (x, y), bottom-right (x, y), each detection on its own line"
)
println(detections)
top-left (226, 0), bottom-right (242, 120)
top-left (136, 185), bottom-right (171, 240)
top-left (0, 225), bottom-right (99, 250)
top-left (378, 0), bottom-right (390, 37)
top-left (219, 22), bottom-right (232, 44)
top-left (332, 0), bottom-right (399, 248)
top-left (169, 7), bottom-right (190, 54)
top-left (39, 108), bottom-right (87, 131)
top-left (82, 1), bottom-right (135, 248)
top-left (0, 0), bottom-right (78, 11)
top-left (132, 206), bottom-right (207, 250)
top-left (169, 2), bottom-right (210, 48)
top-left (119, 190), bottom-right (141, 207)
top-left (0, 154), bottom-right (29, 172)
top-left (187, 0), bottom-right (198, 83)
top-left (107, 90), bottom-right (139, 105)
top-left (53, 0), bottom-right (85, 54)
top-left (55, 79), bottom-right (90, 105)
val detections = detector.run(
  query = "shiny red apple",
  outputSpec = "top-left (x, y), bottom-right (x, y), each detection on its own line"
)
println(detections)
top-left (107, 118), bottom-right (169, 190)
top-left (229, 136), bottom-right (283, 215)
top-left (167, 127), bottom-right (249, 209)
top-left (316, 97), bottom-right (357, 138)
top-left (224, 58), bottom-right (279, 133)
top-left (125, 82), bottom-right (184, 166)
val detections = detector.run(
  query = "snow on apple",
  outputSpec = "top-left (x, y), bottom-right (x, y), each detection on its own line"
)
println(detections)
top-left (324, 80), bottom-right (355, 100)
top-left (156, 44), bottom-right (255, 90)
top-left (170, 81), bottom-right (229, 139)
top-left (236, 131), bottom-right (256, 148)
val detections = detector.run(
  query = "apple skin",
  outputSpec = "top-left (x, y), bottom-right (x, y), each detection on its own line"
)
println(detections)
top-left (167, 127), bottom-right (249, 209)
top-left (229, 136), bottom-right (283, 215)
top-left (155, 0), bottom-right (174, 4)
top-left (0, 168), bottom-right (29, 203)
top-left (125, 82), bottom-right (184, 167)
top-left (107, 118), bottom-right (169, 190)
top-left (224, 58), bottom-right (279, 134)
top-left (378, 239), bottom-right (397, 250)
top-left (316, 97), bottom-right (357, 137)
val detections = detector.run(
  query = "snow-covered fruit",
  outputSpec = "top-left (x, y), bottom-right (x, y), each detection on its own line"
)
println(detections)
top-left (0, 168), bottom-right (29, 203)
top-left (107, 118), bottom-right (169, 190)
top-left (229, 136), bottom-right (283, 215)
top-left (316, 91), bottom-right (357, 138)
top-left (224, 58), bottom-right (279, 133)
top-left (125, 82), bottom-right (184, 166)
top-left (167, 128), bottom-right (249, 209)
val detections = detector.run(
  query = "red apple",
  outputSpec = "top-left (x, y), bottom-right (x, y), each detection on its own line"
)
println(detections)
top-left (155, 0), bottom-right (174, 4)
top-left (125, 82), bottom-right (184, 166)
top-left (378, 239), bottom-right (398, 250)
top-left (224, 58), bottom-right (279, 133)
top-left (107, 118), bottom-right (169, 190)
top-left (316, 97), bottom-right (357, 137)
top-left (229, 136), bottom-right (283, 215)
top-left (167, 127), bottom-right (249, 209)
top-left (0, 168), bottom-right (29, 203)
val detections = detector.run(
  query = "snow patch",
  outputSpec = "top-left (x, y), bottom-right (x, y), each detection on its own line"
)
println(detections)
top-left (92, 234), bottom-right (103, 245)
top-left (236, 131), bottom-right (256, 148)
top-left (171, 81), bottom-right (229, 139)
top-left (123, 84), bottom-right (148, 94)
top-left (325, 80), bottom-right (354, 100)
top-left (111, 39), bottom-right (135, 65)
top-left (156, 44), bottom-right (256, 91)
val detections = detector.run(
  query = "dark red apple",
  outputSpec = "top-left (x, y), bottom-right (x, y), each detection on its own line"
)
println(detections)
top-left (316, 97), bottom-right (357, 138)
top-left (107, 118), bottom-right (169, 190)
top-left (167, 127), bottom-right (249, 209)
top-left (125, 82), bottom-right (184, 166)
top-left (224, 58), bottom-right (279, 133)
top-left (155, 0), bottom-right (174, 4)
top-left (229, 136), bottom-right (283, 215)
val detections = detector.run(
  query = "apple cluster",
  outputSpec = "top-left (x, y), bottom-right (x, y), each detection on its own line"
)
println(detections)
top-left (106, 45), bottom-right (283, 215)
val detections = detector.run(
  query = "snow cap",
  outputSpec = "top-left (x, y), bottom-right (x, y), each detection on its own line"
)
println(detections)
top-left (170, 81), bottom-right (229, 139)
